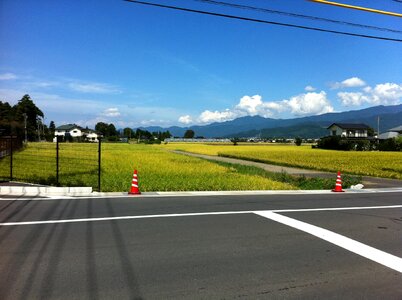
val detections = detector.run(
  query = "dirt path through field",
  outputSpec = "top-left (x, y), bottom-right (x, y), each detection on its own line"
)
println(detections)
top-left (172, 150), bottom-right (402, 188)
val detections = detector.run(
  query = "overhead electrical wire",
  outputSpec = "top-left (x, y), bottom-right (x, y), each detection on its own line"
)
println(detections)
top-left (195, 0), bottom-right (402, 34)
top-left (124, 0), bottom-right (402, 42)
top-left (309, 0), bottom-right (402, 17)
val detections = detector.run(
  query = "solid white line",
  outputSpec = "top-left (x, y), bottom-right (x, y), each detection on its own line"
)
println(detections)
top-left (254, 211), bottom-right (402, 273)
top-left (272, 204), bottom-right (402, 213)
top-left (1, 204), bottom-right (401, 226)
top-left (0, 211), bottom-right (253, 226)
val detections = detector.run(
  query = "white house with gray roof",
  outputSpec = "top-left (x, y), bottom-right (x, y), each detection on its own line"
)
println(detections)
top-left (378, 125), bottom-right (402, 140)
top-left (327, 123), bottom-right (371, 138)
top-left (54, 124), bottom-right (100, 142)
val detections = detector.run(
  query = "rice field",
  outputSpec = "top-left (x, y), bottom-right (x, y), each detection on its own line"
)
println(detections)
top-left (0, 142), bottom-right (294, 192)
top-left (162, 143), bottom-right (402, 179)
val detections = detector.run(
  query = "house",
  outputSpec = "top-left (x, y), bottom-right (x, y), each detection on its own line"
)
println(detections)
top-left (55, 124), bottom-right (83, 138)
top-left (378, 125), bottom-right (402, 140)
top-left (54, 124), bottom-right (100, 142)
top-left (327, 123), bottom-right (371, 138)
top-left (85, 129), bottom-right (100, 142)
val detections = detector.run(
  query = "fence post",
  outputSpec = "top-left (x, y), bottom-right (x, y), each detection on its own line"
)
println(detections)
top-left (56, 137), bottom-right (59, 186)
top-left (98, 137), bottom-right (101, 192)
top-left (10, 137), bottom-right (13, 181)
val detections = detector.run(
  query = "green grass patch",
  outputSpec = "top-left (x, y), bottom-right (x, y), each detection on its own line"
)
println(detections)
top-left (213, 161), bottom-right (361, 190)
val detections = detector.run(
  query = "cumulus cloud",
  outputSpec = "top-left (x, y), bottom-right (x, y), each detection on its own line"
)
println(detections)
top-left (332, 77), bottom-right (366, 89)
top-left (284, 92), bottom-right (334, 116)
top-left (102, 108), bottom-right (121, 117)
top-left (305, 85), bottom-right (316, 92)
top-left (338, 82), bottom-right (402, 106)
top-left (338, 92), bottom-right (368, 107)
top-left (178, 115), bottom-right (193, 124)
top-left (198, 109), bottom-right (237, 123)
top-left (183, 92), bottom-right (334, 124)
top-left (235, 95), bottom-right (263, 115)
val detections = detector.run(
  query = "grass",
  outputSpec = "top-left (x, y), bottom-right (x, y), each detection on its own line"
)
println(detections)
top-left (162, 143), bottom-right (402, 179)
top-left (214, 161), bottom-right (361, 190)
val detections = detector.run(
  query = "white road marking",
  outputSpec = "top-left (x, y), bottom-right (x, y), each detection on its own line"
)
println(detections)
top-left (1, 204), bottom-right (401, 226)
top-left (255, 211), bottom-right (402, 273)
top-left (0, 211), bottom-right (253, 226)
top-left (1, 187), bottom-right (402, 200)
top-left (272, 204), bottom-right (402, 213)
top-left (1, 204), bottom-right (401, 272)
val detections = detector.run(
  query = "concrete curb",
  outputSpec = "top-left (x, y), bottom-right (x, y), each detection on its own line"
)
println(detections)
top-left (1, 186), bottom-right (402, 199)
top-left (0, 186), bottom-right (92, 197)
top-left (93, 188), bottom-right (402, 197)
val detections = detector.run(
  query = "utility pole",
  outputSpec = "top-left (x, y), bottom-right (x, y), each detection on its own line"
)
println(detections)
top-left (377, 116), bottom-right (380, 137)
top-left (37, 117), bottom-right (41, 141)
top-left (23, 113), bottom-right (27, 143)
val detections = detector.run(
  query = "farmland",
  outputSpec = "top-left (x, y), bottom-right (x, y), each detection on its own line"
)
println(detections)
top-left (0, 142), bottom-right (294, 192)
top-left (1, 142), bottom-right (399, 192)
top-left (163, 143), bottom-right (402, 179)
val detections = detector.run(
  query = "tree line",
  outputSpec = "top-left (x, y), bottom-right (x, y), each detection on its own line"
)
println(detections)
top-left (95, 122), bottom-right (172, 143)
top-left (1, 94), bottom-right (184, 143)
top-left (0, 94), bottom-right (55, 141)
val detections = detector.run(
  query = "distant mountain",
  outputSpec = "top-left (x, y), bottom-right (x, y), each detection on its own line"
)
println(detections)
top-left (138, 104), bottom-right (402, 138)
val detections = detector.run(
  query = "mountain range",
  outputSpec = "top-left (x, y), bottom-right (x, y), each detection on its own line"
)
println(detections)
top-left (140, 104), bottom-right (402, 138)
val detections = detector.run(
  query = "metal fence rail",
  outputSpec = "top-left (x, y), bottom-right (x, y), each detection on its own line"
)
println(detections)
top-left (0, 139), bottom-right (102, 191)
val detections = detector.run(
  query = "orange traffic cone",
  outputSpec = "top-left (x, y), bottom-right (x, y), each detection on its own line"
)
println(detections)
top-left (332, 171), bottom-right (344, 192)
top-left (128, 169), bottom-right (141, 195)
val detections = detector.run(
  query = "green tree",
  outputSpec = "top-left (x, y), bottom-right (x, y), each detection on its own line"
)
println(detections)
top-left (107, 123), bottom-right (117, 137)
top-left (14, 94), bottom-right (44, 141)
top-left (49, 121), bottom-right (56, 133)
top-left (123, 127), bottom-right (133, 138)
top-left (184, 129), bottom-right (195, 139)
top-left (295, 137), bottom-right (302, 146)
top-left (0, 101), bottom-right (13, 136)
top-left (95, 122), bottom-right (109, 136)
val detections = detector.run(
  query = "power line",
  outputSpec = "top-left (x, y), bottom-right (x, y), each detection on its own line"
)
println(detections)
top-left (195, 0), bottom-right (402, 34)
top-left (124, 0), bottom-right (402, 42)
top-left (309, 0), bottom-right (402, 17)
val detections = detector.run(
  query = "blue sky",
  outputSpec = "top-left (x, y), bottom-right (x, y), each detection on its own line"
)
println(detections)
top-left (1, 0), bottom-right (401, 128)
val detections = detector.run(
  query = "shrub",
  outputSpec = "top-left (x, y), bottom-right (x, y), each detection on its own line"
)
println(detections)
top-left (317, 136), bottom-right (375, 151)
top-left (295, 137), bottom-right (302, 146)
top-left (378, 138), bottom-right (402, 151)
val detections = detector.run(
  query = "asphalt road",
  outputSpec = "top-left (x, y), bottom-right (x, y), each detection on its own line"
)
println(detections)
top-left (1, 192), bottom-right (401, 299)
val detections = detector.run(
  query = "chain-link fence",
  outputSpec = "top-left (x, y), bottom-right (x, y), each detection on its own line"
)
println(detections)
top-left (0, 138), bottom-right (101, 191)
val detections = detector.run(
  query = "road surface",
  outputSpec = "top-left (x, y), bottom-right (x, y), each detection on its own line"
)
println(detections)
top-left (1, 192), bottom-right (401, 299)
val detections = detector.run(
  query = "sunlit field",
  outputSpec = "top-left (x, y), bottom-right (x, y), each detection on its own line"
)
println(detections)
top-left (162, 143), bottom-right (402, 179)
top-left (0, 142), bottom-right (295, 192)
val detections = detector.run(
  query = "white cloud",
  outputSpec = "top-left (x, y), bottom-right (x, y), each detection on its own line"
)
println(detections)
top-left (305, 85), bottom-right (316, 92)
top-left (235, 95), bottom-right (263, 115)
top-left (178, 115), bottom-right (193, 124)
top-left (198, 109), bottom-right (236, 123)
top-left (338, 92), bottom-right (368, 106)
top-left (68, 82), bottom-right (120, 94)
top-left (102, 107), bottom-right (120, 117)
top-left (332, 77), bottom-right (366, 89)
top-left (284, 92), bottom-right (334, 116)
top-left (370, 83), bottom-right (402, 105)
top-left (338, 82), bottom-right (402, 106)
top-left (0, 73), bottom-right (17, 80)
top-left (190, 92), bottom-right (334, 124)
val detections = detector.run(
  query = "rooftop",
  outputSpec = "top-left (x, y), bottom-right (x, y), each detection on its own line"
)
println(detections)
top-left (327, 123), bottom-right (371, 130)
